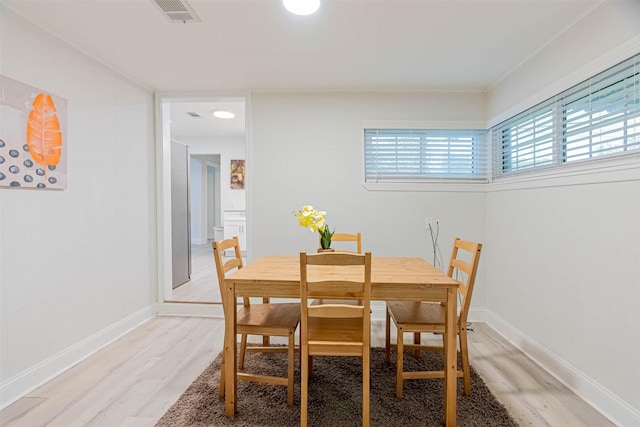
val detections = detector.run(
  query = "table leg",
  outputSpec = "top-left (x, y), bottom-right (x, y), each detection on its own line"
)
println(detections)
top-left (444, 287), bottom-right (457, 426)
top-left (224, 281), bottom-right (237, 417)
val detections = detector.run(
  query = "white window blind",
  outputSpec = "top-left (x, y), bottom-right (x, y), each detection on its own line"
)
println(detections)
top-left (562, 57), bottom-right (640, 163)
top-left (364, 129), bottom-right (488, 182)
top-left (493, 53), bottom-right (640, 178)
top-left (493, 100), bottom-right (556, 175)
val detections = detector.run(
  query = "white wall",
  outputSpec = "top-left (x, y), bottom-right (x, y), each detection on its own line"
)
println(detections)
top-left (184, 136), bottom-right (246, 213)
top-left (249, 91), bottom-right (488, 311)
top-left (486, 181), bottom-right (640, 411)
top-left (485, 2), bottom-right (640, 425)
top-left (189, 158), bottom-right (204, 243)
top-left (0, 6), bottom-right (156, 407)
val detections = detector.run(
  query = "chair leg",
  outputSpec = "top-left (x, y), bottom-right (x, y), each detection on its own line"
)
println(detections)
top-left (287, 330), bottom-right (295, 405)
top-left (363, 347), bottom-right (370, 427)
top-left (385, 308), bottom-right (391, 363)
top-left (459, 327), bottom-right (471, 395)
top-left (239, 333), bottom-right (248, 369)
top-left (413, 332), bottom-right (421, 358)
top-left (301, 345), bottom-right (309, 427)
top-left (440, 331), bottom-right (446, 366)
top-left (396, 325), bottom-right (404, 399)
top-left (439, 329), bottom-right (468, 394)
top-left (219, 353), bottom-right (226, 398)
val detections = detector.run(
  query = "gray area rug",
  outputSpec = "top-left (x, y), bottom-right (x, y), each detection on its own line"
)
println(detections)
top-left (156, 347), bottom-right (517, 426)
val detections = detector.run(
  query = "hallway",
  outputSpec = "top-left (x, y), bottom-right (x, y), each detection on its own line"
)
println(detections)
top-left (169, 241), bottom-right (219, 303)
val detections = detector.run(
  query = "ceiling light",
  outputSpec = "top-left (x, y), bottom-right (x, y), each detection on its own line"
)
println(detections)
top-left (213, 110), bottom-right (235, 119)
top-left (283, 0), bottom-right (320, 16)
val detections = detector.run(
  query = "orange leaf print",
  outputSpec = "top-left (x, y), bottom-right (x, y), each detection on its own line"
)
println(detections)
top-left (26, 93), bottom-right (62, 167)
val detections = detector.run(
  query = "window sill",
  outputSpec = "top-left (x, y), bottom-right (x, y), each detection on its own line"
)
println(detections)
top-left (490, 155), bottom-right (640, 192)
top-left (361, 156), bottom-right (639, 193)
top-left (362, 181), bottom-right (489, 192)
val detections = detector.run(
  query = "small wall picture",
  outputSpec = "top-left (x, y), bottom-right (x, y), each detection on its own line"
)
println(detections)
top-left (230, 159), bottom-right (245, 189)
top-left (0, 75), bottom-right (68, 189)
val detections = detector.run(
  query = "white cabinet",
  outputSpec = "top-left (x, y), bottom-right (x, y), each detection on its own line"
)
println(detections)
top-left (223, 210), bottom-right (246, 253)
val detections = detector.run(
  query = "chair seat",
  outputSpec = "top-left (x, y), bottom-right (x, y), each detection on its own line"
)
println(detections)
top-left (386, 301), bottom-right (453, 330)
top-left (237, 302), bottom-right (300, 332)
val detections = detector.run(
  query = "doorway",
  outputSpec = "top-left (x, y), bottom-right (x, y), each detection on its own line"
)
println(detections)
top-left (156, 95), bottom-right (247, 304)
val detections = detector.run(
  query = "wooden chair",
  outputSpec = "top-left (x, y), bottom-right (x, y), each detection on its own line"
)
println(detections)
top-left (315, 232), bottom-right (363, 305)
top-left (384, 237), bottom-right (482, 398)
top-left (318, 232), bottom-right (362, 254)
top-left (299, 251), bottom-right (372, 427)
top-left (213, 236), bottom-right (300, 405)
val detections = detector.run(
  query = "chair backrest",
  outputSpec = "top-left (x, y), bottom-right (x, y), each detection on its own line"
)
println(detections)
top-left (318, 232), bottom-right (362, 254)
top-left (446, 237), bottom-right (482, 325)
top-left (212, 236), bottom-right (249, 308)
top-left (299, 251), bottom-right (372, 351)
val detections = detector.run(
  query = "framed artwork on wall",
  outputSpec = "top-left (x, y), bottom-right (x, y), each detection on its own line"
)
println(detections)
top-left (230, 159), bottom-right (245, 189)
top-left (0, 75), bottom-right (68, 189)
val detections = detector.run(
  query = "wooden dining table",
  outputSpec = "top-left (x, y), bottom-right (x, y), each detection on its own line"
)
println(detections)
top-left (222, 255), bottom-right (461, 426)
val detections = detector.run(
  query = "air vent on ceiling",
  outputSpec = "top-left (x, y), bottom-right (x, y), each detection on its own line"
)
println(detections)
top-left (186, 112), bottom-right (201, 118)
top-left (152, 0), bottom-right (200, 23)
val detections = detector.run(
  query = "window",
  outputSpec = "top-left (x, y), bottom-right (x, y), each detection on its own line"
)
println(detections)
top-left (497, 100), bottom-right (555, 173)
top-left (364, 129), bottom-right (488, 183)
top-left (493, 53), bottom-right (640, 178)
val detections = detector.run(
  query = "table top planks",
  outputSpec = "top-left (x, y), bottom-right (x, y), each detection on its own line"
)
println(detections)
top-left (225, 255), bottom-right (460, 301)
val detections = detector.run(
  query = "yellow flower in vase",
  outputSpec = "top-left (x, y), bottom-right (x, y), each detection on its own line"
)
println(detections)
top-left (294, 205), bottom-right (335, 250)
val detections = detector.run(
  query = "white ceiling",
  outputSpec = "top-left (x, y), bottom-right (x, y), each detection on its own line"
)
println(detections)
top-left (169, 99), bottom-right (246, 138)
top-left (3, 0), bottom-right (601, 137)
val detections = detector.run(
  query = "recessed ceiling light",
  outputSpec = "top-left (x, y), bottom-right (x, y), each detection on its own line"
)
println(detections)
top-left (213, 110), bottom-right (235, 119)
top-left (283, 0), bottom-right (320, 16)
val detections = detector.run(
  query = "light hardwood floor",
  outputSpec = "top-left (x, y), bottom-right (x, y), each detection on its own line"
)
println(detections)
top-left (169, 241), bottom-right (221, 303)
top-left (169, 241), bottom-right (245, 303)
top-left (0, 317), bottom-right (613, 426)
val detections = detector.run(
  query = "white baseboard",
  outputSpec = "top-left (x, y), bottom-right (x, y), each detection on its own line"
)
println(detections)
top-left (486, 310), bottom-right (640, 427)
top-left (467, 307), bottom-right (486, 323)
top-left (156, 301), bottom-right (223, 317)
top-left (0, 306), bottom-right (155, 410)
